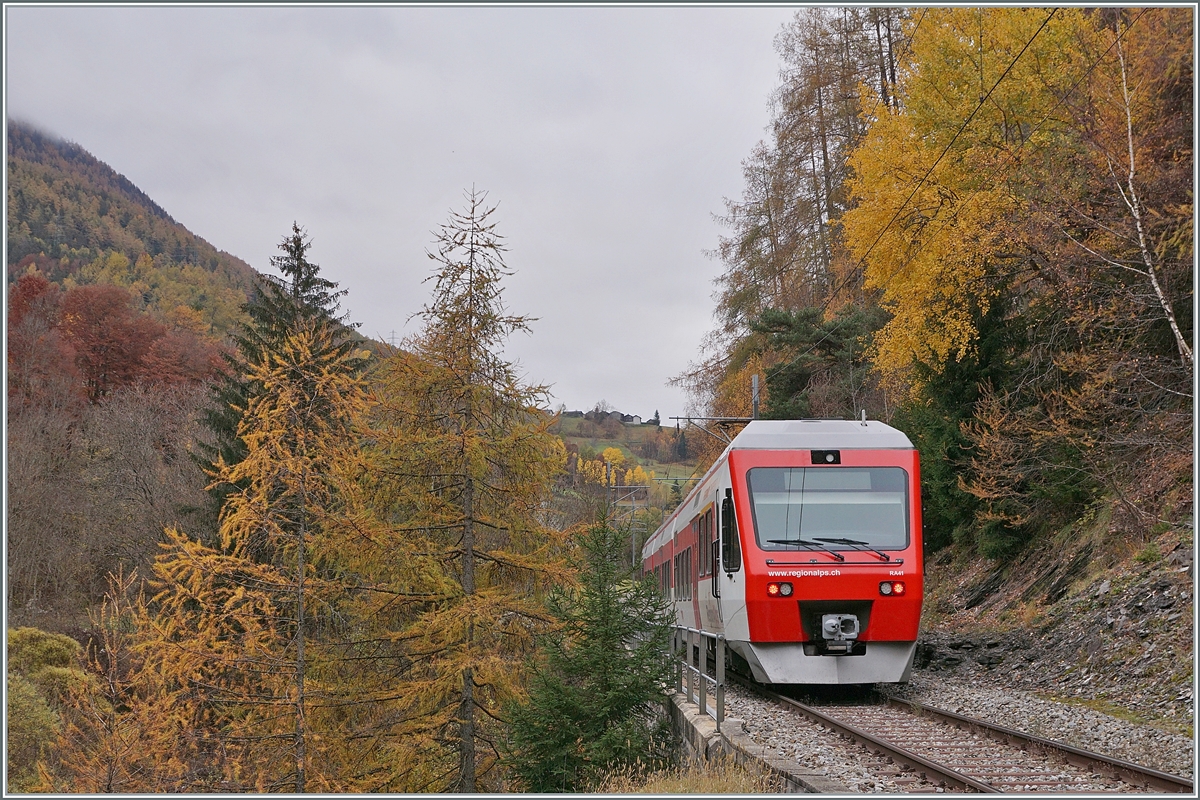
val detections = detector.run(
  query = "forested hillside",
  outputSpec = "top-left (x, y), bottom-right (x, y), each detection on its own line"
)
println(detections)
top-left (8, 171), bottom-right (669, 790)
top-left (6, 122), bottom-right (264, 627)
top-left (7, 120), bottom-right (255, 337)
top-left (678, 7), bottom-right (1192, 559)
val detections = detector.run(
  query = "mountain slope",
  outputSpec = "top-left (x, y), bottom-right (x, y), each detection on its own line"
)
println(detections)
top-left (6, 120), bottom-right (258, 337)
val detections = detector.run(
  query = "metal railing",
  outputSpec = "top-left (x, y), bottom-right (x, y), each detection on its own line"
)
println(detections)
top-left (671, 625), bottom-right (725, 732)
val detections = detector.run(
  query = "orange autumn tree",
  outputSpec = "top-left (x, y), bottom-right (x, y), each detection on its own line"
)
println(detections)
top-left (33, 570), bottom-right (197, 793)
top-left (347, 189), bottom-right (567, 791)
top-left (133, 321), bottom-right (366, 791)
top-left (842, 8), bottom-right (1192, 552)
top-left (842, 7), bottom-right (1084, 384)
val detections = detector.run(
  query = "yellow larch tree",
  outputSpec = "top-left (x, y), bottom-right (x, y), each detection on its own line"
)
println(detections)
top-left (34, 570), bottom-right (199, 793)
top-left (842, 8), bottom-right (1088, 388)
top-left (344, 189), bottom-right (567, 792)
top-left (600, 447), bottom-right (626, 470)
top-left (130, 320), bottom-right (367, 791)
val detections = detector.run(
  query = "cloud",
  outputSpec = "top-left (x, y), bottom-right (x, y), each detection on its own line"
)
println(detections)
top-left (5, 4), bottom-right (796, 417)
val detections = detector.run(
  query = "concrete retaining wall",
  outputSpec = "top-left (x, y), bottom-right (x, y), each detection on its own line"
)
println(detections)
top-left (667, 692), bottom-right (849, 793)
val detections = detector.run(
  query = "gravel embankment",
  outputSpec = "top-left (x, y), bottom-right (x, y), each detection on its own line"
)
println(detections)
top-left (882, 672), bottom-right (1195, 779)
top-left (723, 682), bottom-right (944, 793)
top-left (721, 669), bottom-right (1194, 792)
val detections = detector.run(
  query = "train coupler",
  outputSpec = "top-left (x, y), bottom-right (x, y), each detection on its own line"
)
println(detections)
top-left (819, 613), bottom-right (860, 655)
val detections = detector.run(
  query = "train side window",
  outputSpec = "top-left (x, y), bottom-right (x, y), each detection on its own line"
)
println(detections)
top-left (692, 517), bottom-right (701, 576)
top-left (721, 488), bottom-right (741, 573)
top-left (710, 539), bottom-right (720, 597)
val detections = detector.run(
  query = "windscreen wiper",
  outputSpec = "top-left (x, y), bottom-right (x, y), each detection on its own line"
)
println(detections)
top-left (813, 537), bottom-right (892, 562)
top-left (766, 538), bottom-right (845, 562)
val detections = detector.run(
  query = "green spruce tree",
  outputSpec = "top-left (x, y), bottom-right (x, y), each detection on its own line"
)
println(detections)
top-left (199, 223), bottom-right (358, 535)
top-left (503, 511), bottom-right (674, 792)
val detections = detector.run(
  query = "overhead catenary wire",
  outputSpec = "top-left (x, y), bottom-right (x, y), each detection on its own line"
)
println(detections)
top-left (828, 7), bottom-right (1059, 302)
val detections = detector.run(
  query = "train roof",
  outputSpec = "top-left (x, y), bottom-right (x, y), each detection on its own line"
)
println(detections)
top-left (726, 419), bottom-right (914, 450)
top-left (641, 419), bottom-right (914, 561)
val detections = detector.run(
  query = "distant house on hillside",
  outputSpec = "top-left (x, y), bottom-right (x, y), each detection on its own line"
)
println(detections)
top-left (585, 408), bottom-right (626, 423)
top-left (579, 407), bottom-right (652, 425)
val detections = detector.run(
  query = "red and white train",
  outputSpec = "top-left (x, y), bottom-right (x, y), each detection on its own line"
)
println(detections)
top-left (642, 419), bottom-right (922, 684)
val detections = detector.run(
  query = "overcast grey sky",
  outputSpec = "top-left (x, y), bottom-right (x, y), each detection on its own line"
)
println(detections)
top-left (5, 3), bottom-right (802, 419)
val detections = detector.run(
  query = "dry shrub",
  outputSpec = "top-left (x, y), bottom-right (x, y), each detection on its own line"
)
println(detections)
top-left (595, 754), bottom-right (782, 794)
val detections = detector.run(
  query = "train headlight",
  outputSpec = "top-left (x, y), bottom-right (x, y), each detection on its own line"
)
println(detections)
top-left (880, 581), bottom-right (906, 596)
top-left (766, 582), bottom-right (793, 598)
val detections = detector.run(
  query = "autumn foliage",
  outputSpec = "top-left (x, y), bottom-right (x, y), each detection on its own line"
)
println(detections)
top-left (7, 268), bottom-right (227, 619)
top-left (7, 7), bottom-right (1192, 791)
top-left (8, 269), bottom-right (223, 406)
top-left (683, 7), bottom-right (1191, 556)
top-left (10, 200), bottom-right (581, 791)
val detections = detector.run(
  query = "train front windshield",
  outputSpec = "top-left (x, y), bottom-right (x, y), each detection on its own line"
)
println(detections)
top-left (747, 467), bottom-right (908, 551)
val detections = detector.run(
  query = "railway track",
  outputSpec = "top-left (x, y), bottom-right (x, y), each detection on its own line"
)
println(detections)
top-left (732, 675), bottom-right (1194, 793)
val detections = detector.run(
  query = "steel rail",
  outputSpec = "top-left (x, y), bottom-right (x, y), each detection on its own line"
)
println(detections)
top-left (733, 671), bottom-right (1194, 794)
top-left (884, 696), bottom-right (1194, 794)
top-left (731, 675), bottom-right (997, 792)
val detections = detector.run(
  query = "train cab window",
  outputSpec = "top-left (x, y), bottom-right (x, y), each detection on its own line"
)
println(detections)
top-left (747, 467), bottom-right (908, 551)
top-left (720, 489), bottom-right (741, 572)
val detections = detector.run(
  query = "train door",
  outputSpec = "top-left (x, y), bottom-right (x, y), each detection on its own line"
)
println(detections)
top-left (707, 497), bottom-right (722, 628)
top-left (696, 500), bottom-right (719, 631)
top-left (714, 485), bottom-right (747, 639)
